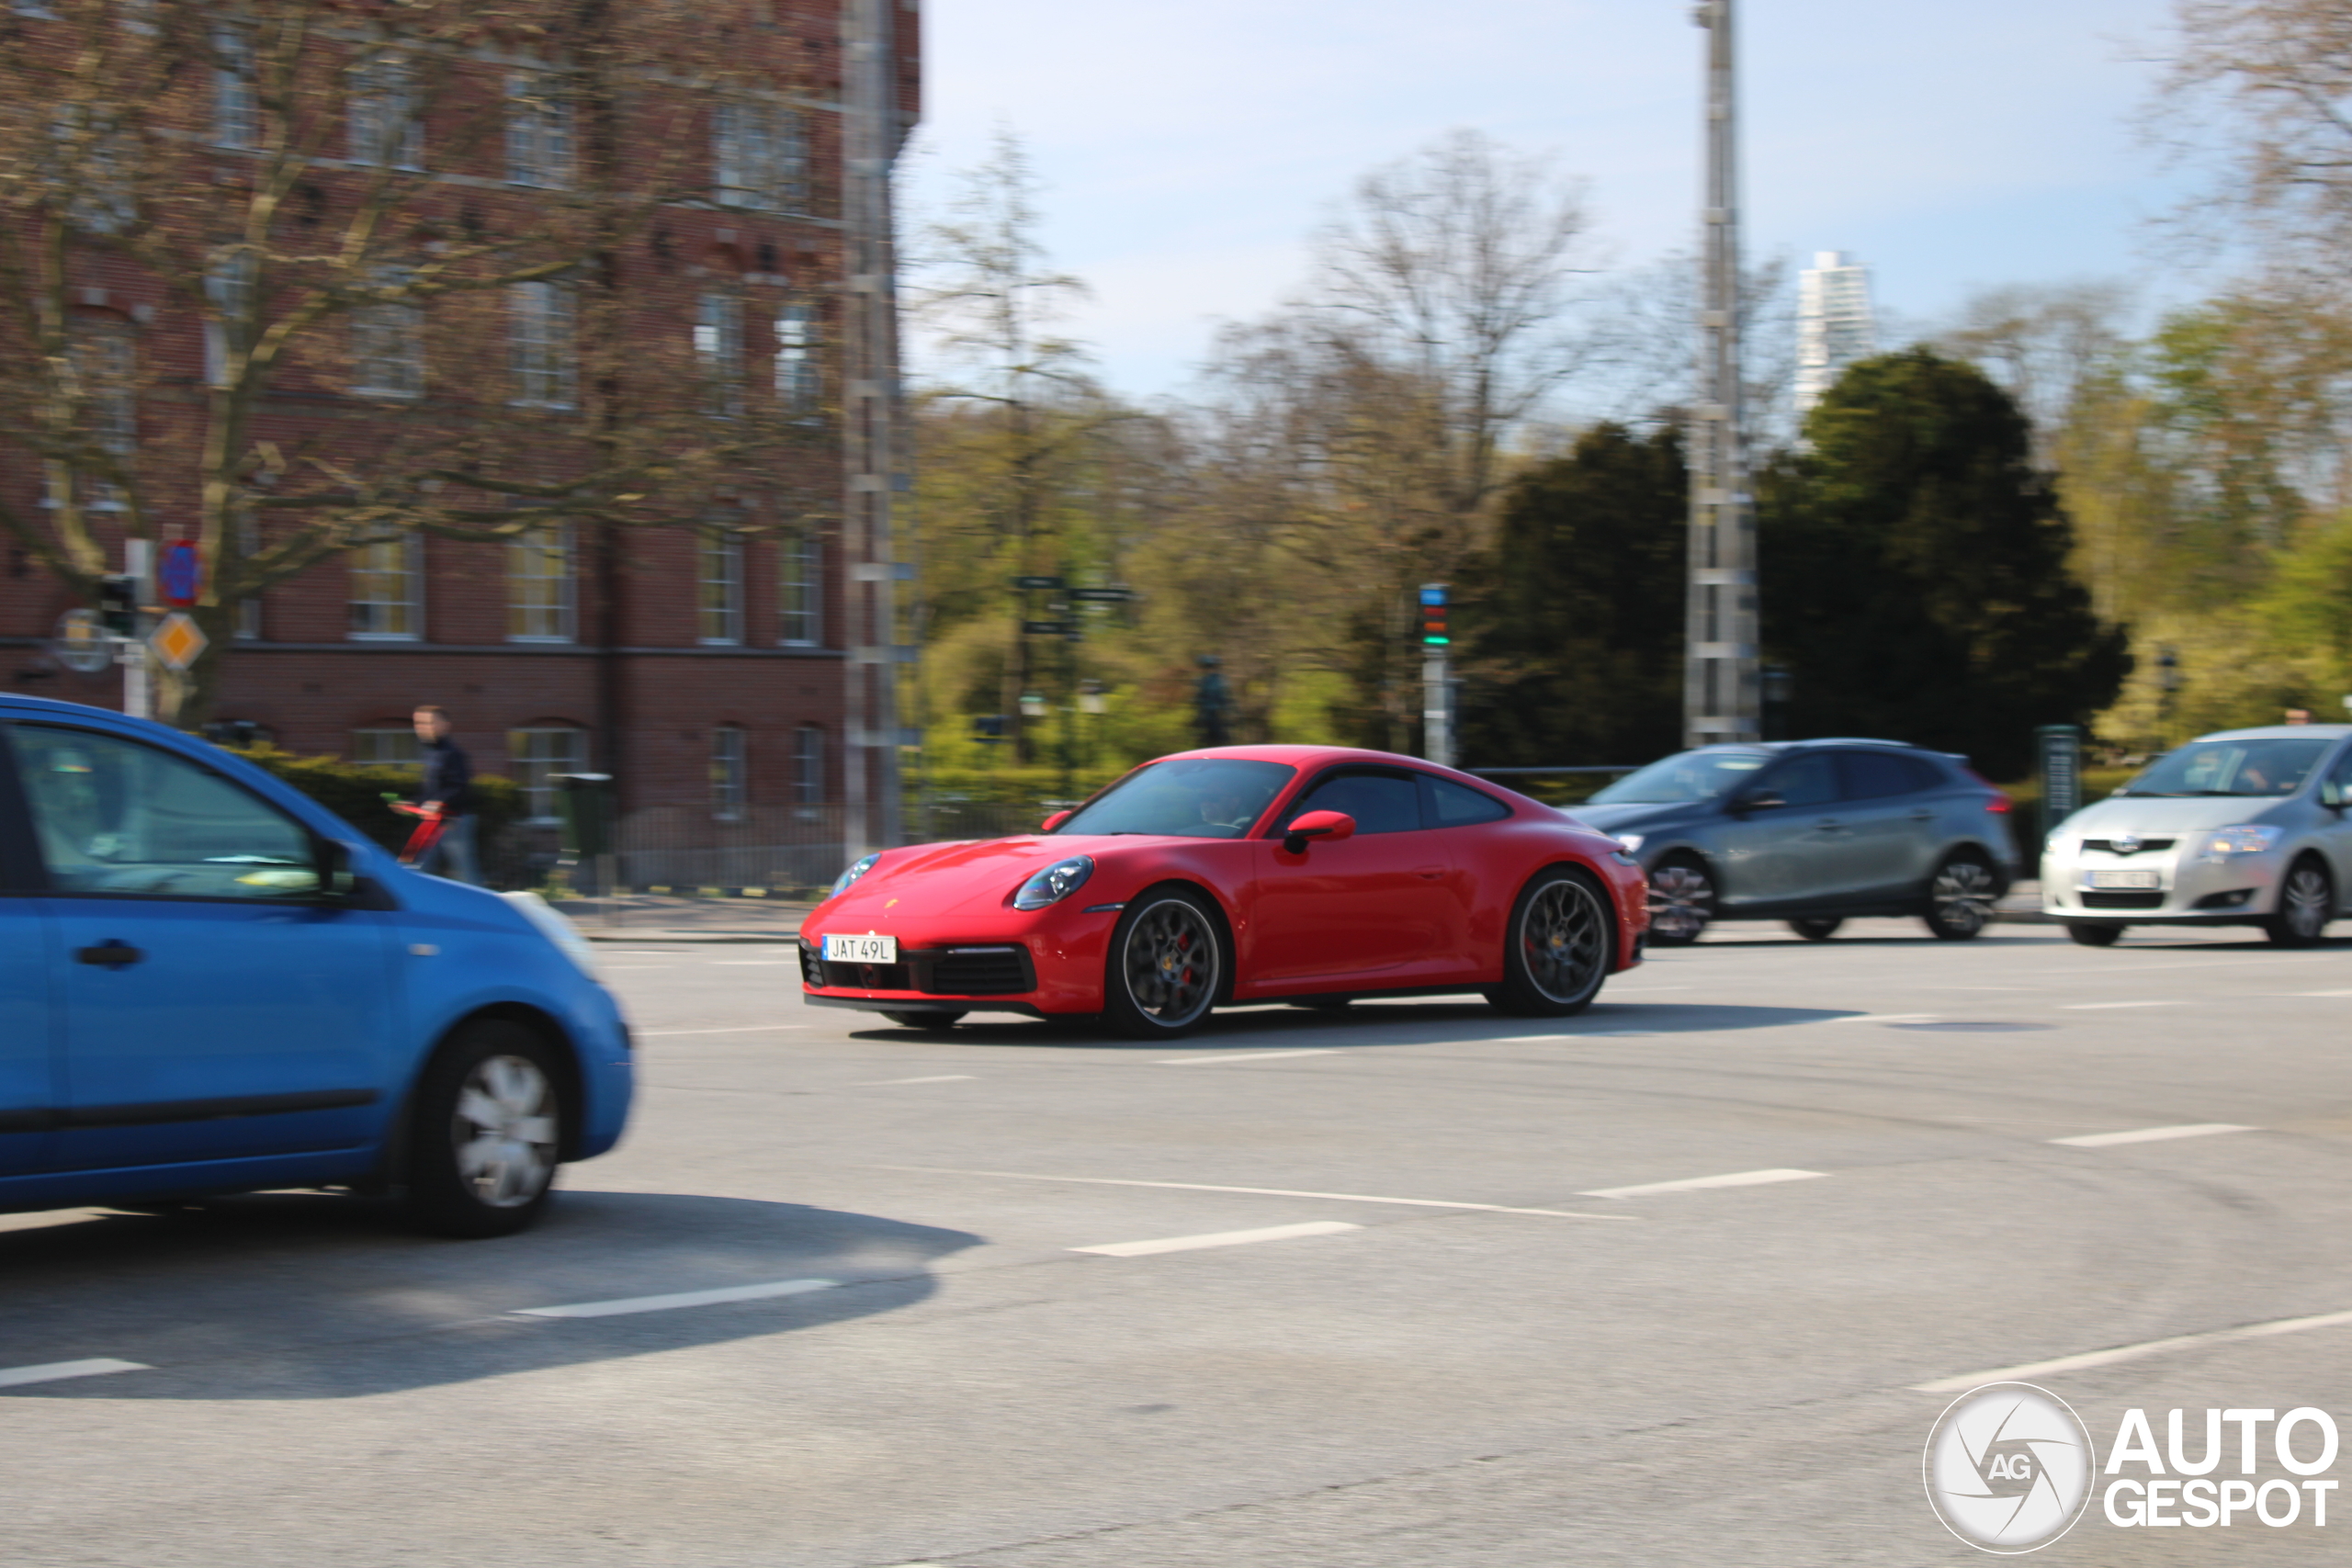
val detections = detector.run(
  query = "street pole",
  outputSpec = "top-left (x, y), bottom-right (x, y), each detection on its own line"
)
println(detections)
top-left (1419, 583), bottom-right (1453, 769)
top-left (1683, 0), bottom-right (1760, 748)
top-left (121, 537), bottom-right (152, 721)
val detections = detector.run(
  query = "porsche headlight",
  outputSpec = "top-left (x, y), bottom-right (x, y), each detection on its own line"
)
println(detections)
top-left (1013, 854), bottom-right (1093, 911)
top-left (831, 852), bottom-right (880, 898)
top-left (2200, 825), bottom-right (2284, 861)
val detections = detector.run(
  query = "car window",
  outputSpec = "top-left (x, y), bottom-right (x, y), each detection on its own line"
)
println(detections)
top-left (1589, 748), bottom-right (1770, 804)
top-left (1053, 757), bottom-right (1295, 840)
top-left (1277, 770), bottom-right (1422, 835)
top-left (2123, 737), bottom-right (2331, 797)
top-left (1428, 775), bottom-right (1512, 826)
top-left (1760, 753), bottom-right (1841, 808)
top-left (13, 725), bottom-right (321, 898)
top-left (1841, 750), bottom-right (1935, 800)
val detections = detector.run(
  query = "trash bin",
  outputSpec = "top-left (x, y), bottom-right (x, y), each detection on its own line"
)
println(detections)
top-left (551, 773), bottom-right (616, 863)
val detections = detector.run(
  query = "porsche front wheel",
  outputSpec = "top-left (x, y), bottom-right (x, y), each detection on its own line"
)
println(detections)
top-left (1487, 865), bottom-right (1614, 1018)
top-left (1104, 889), bottom-right (1226, 1039)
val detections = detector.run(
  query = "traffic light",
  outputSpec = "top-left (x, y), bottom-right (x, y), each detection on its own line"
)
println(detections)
top-left (1419, 582), bottom-right (1449, 646)
top-left (96, 574), bottom-right (136, 637)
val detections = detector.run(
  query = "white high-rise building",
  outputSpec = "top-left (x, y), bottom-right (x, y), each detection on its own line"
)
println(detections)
top-left (1794, 250), bottom-right (1876, 417)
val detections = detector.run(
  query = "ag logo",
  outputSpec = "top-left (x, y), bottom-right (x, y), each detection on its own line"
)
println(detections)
top-left (1924, 1382), bottom-right (2094, 1553)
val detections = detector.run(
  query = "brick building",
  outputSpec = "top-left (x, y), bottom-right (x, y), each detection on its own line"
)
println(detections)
top-left (0, 0), bottom-right (918, 852)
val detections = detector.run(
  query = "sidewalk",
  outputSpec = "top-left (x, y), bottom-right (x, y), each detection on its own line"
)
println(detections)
top-left (553, 894), bottom-right (813, 943)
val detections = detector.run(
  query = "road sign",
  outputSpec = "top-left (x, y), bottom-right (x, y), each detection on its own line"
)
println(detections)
top-left (1021, 620), bottom-right (1073, 637)
top-left (159, 540), bottom-right (201, 607)
top-left (53, 609), bottom-right (113, 673)
top-left (1069, 587), bottom-right (1135, 604)
top-left (1012, 575), bottom-right (1065, 591)
top-left (149, 611), bottom-right (208, 671)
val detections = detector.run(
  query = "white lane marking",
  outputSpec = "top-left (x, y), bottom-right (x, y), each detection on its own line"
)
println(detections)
top-left (1501, 1031), bottom-right (1652, 1041)
top-left (1913, 1308), bottom-right (2352, 1394)
top-left (637, 1024), bottom-right (811, 1037)
top-left (2295, 988), bottom-right (2352, 998)
top-left (2050, 1123), bottom-right (2257, 1148)
top-left (1158, 1048), bottom-right (1343, 1066)
top-left (514, 1278), bottom-right (841, 1319)
top-left (1831, 1013), bottom-right (1940, 1025)
top-left (1073, 1221), bottom-right (1362, 1258)
top-left (710, 960), bottom-right (797, 966)
top-left (1580, 1168), bottom-right (1828, 1200)
top-left (602, 964), bottom-right (675, 971)
top-left (2063, 999), bottom-right (2183, 1010)
top-left (858, 1074), bottom-right (976, 1086)
top-left (876, 1166), bottom-right (1636, 1221)
top-left (0, 1359), bottom-right (150, 1389)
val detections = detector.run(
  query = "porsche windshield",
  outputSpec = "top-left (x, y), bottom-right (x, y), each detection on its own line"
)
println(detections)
top-left (2120, 738), bottom-right (2332, 797)
top-left (1587, 749), bottom-right (1770, 806)
top-left (1053, 758), bottom-right (1295, 839)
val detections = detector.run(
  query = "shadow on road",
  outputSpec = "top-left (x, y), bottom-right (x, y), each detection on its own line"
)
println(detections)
top-left (0, 1190), bottom-right (979, 1400)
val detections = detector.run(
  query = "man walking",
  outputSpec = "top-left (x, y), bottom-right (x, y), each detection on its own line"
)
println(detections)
top-left (413, 705), bottom-right (481, 886)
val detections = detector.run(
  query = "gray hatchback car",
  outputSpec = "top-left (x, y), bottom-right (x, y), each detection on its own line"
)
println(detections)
top-left (1567, 740), bottom-right (2021, 944)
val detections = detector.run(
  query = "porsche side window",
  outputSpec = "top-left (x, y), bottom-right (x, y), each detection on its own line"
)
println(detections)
top-left (1427, 775), bottom-right (1510, 826)
top-left (1278, 772), bottom-right (1421, 836)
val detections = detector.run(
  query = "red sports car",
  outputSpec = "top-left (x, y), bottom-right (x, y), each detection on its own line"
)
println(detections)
top-left (799, 746), bottom-right (1649, 1038)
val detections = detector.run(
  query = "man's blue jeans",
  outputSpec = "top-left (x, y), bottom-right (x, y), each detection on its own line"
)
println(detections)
top-left (418, 813), bottom-right (481, 886)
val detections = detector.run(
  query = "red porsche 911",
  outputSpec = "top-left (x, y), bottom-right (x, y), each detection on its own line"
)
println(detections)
top-left (798, 746), bottom-right (1649, 1039)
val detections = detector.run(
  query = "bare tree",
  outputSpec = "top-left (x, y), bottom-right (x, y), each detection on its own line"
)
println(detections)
top-left (1937, 280), bottom-right (2138, 457)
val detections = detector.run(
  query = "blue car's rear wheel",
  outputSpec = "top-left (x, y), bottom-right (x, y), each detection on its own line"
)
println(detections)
top-left (404, 1020), bottom-right (565, 1238)
top-left (1105, 889), bottom-right (1225, 1039)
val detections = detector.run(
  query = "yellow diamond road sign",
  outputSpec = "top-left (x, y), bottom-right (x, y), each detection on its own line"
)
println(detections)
top-left (150, 611), bottom-right (207, 671)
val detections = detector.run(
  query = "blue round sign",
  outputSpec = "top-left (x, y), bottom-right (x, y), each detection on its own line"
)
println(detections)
top-left (159, 541), bottom-right (200, 607)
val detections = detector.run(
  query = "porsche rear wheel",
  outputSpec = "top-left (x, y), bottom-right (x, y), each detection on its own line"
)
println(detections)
top-left (1488, 865), bottom-right (1613, 1018)
top-left (1104, 889), bottom-right (1226, 1039)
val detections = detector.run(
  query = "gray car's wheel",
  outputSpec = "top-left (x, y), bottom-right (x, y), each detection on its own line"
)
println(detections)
top-left (1488, 865), bottom-right (1614, 1018)
top-left (1924, 852), bottom-right (2000, 941)
top-left (1645, 854), bottom-right (1714, 946)
top-left (2266, 856), bottom-right (2334, 948)
top-left (880, 1010), bottom-right (966, 1029)
top-left (2065, 923), bottom-right (2124, 947)
top-left (1789, 918), bottom-right (1843, 941)
top-left (1104, 888), bottom-right (1226, 1039)
top-left (403, 1020), bottom-right (566, 1239)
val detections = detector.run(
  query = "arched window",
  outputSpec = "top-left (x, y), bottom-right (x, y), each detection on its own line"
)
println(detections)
top-left (508, 724), bottom-right (589, 823)
top-left (711, 725), bottom-right (747, 819)
top-left (794, 725), bottom-right (824, 808)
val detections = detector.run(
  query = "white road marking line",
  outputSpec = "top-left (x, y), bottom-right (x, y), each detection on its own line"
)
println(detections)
top-left (0, 1359), bottom-right (150, 1389)
top-left (858, 1074), bottom-right (976, 1086)
top-left (637, 1024), bottom-right (811, 1037)
top-left (1912, 1307), bottom-right (2352, 1394)
top-left (2050, 1123), bottom-right (2257, 1148)
top-left (514, 1278), bottom-right (841, 1319)
top-left (1073, 1221), bottom-right (1362, 1258)
top-left (709, 960), bottom-right (797, 966)
top-left (2295, 988), bottom-right (2352, 998)
top-left (876, 1166), bottom-right (1636, 1220)
top-left (1580, 1168), bottom-right (1828, 1200)
top-left (1159, 1048), bottom-right (1343, 1066)
top-left (1831, 1013), bottom-right (1940, 1024)
top-left (1500, 1031), bottom-right (1652, 1041)
top-left (2063, 999), bottom-right (2183, 1010)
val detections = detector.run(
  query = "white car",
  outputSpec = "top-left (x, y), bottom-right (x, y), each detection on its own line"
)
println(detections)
top-left (2041, 725), bottom-right (2352, 947)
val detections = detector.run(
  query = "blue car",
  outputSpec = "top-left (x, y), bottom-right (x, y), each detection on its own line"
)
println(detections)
top-left (0, 695), bottom-right (632, 1236)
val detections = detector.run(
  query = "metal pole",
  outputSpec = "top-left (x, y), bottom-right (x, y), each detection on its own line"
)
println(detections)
top-left (1421, 650), bottom-right (1452, 770)
top-left (1684, 0), bottom-right (1760, 747)
top-left (121, 538), bottom-right (152, 721)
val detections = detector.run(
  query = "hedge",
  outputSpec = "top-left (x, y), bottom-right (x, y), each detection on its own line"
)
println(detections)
top-left (217, 741), bottom-right (526, 862)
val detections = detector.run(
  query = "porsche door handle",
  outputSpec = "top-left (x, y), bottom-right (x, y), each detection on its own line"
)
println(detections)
top-left (75, 941), bottom-right (144, 968)
top-left (1415, 866), bottom-right (1445, 880)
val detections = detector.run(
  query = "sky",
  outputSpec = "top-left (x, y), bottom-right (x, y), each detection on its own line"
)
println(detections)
top-left (899, 0), bottom-right (2198, 401)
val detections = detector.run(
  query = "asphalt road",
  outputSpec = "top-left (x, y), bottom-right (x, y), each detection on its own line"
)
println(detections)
top-left (4, 918), bottom-right (2349, 1566)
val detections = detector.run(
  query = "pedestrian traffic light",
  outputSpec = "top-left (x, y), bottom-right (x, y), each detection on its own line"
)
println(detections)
top-left (1419, 582), bottom-right (1449, 646)
top-left (96, 574), bottom-right (136, 637)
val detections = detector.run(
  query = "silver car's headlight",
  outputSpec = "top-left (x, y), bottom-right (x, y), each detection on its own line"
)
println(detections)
top-left (1013, 855), bottom-right (1093, 910)
top-left (831, 852), bottom-right (880, 898)
top-left (2201, 825), bottom-right (2284, 861)
top-left (1615, 833), bottom-right (1645, 854)
top-left (2043, 831), bottom-right (2070, 853)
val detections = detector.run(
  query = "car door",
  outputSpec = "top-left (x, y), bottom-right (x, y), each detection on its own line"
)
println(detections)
top-left (1834, 750), bottom-right (1945, 902)
top-left (1250, 766), bottom-right (1460, 985)
top-left (1419, 773), bottom-right (1517, 973)
top-left (1712, 751), bottom-right (1849, 908)
top-left (0, 726), bottom-right (57, 1176)
top-left (12, 721), bottom-right (402, 1172)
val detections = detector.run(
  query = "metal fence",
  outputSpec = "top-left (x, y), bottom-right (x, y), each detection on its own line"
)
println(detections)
top-left (603, 804), bottom-right (852, 894)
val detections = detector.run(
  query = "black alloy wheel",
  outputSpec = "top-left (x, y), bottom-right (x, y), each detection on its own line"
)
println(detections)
top-left (1924, 852), bottom-right (1999, 941)
top-left (403, 1019), bottom-right (567, 1239)
top-left (1645, 855), bottom-right (1714, 946)
top-left (1487, 865), bottom-right (1614, 1018)
top-left (1789, 918), bottom-right (1843, 942)
top-left (2267, 857), bottom-right (2335, 948)
top-left (2064, 923), bottom-right (2125, 948)
top-left (880, 1010), bottom-right (967, 1029)
top-left (1104, 889), bottom-right (1226, 1039)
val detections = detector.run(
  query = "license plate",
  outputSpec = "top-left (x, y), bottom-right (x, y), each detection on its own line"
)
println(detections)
top-left (2086, 870), bottom-right (2161, 890)
top-left (823, 933), bottom-right (898, 963)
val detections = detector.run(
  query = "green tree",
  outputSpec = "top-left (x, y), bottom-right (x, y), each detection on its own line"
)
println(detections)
top-left (1454, 423), bottom-right (1686, 769)
top-left (1758, 350), bottom-right (2131, 778)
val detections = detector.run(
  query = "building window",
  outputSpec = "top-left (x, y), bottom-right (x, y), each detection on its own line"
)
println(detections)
top-left (507, 726), bottom-right (586, 824)
top-left (507, 521), bottom-right (574, 642)
top-left (712, 99), bottom-right (806, 213)
top-left (348, 532), bottom-right (421, 639)
top-left (694, 290), bottom-right (743, 418)
top-left (212, 25), bottom-right (259, 150)
top-left (503, 72), bottom-right (571, 188)
top-left (348, 55), bottom-right (422, 170)
top-left (509, 280), bottom-right (575, 408)
top-left (352, 269), bottom-right (423, 398)
top-left (778, 524), bottom-right (820, 646)
top-left (204, 251), bottom-right (257, 388)
top-left (711, 725), bottom-right (746, 819)
top-left (351, 728), bottom-right (423, 769)
top-left (67, 320), bottom-right (135, 511)
top-left (52, 105), bottom-right (133, 235)
top-left (697, 527), bottom-right (743, 645)
top-left (774, 302), bottom-right (820, 414)
top-left (794, 725), bottom-right (824, 807)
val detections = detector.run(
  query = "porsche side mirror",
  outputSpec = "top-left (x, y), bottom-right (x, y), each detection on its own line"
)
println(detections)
top-left (1040, 809), bottom-right (1072, 832)
top-left (1282, 809), bottom-right (1356, 854)
top-left (1732, 791), bottom-right (1786, 815)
